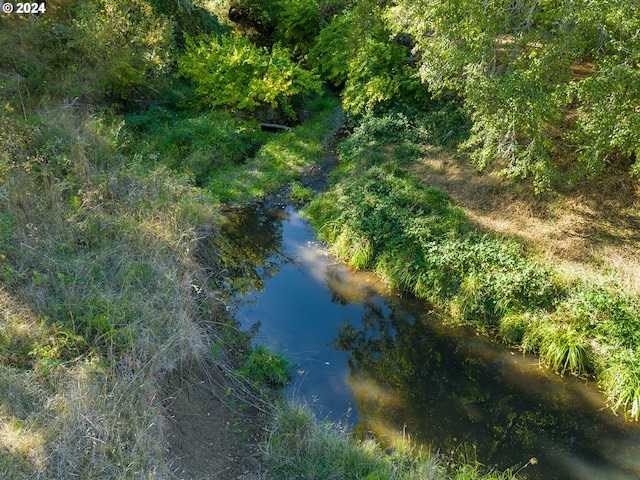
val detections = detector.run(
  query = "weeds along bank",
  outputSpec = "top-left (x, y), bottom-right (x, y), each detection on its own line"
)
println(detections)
top-left (305, 111), bottom-right (640, 422)
top-left (0, 108), bottom-right (237, 476)
top-left (262, 403), bottom-right (519, 480)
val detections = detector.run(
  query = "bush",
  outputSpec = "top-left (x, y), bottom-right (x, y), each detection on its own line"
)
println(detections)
top-left (275, 0), bottom-right (322, 56)
top-left (124, 106), bottom-right (268, 183)
top-left (72, 0), bottom-right (174, 101)
top-left (307, 2), bottom-right (428, 115)
top-left (178, 33), bottom-right (322, 117)
top-left (306, 10), bottom-right (355, 86)
top-left (342, 37), bottom-right (427, 115)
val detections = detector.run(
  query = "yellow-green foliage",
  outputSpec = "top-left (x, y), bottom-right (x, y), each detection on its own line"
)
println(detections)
top-left (388, 0), bottom-right (640, 186)
top-left (275, 0), bottom-right (322, 56)
top-left (178, 32), bottom-right (322, 115)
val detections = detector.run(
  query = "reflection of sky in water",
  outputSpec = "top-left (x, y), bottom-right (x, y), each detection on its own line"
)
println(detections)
top-left (234, 206), bottom-right (367, 420)
top-left (229, 205), bottom-right (640, 480)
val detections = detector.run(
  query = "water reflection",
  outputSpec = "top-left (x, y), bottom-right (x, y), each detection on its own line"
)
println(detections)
top-left (336, 301), bottom-right (640, 479)
top-left (218, 204), bottom-right (287, 295)
top-left (223, 203), bottom-right (640, 480)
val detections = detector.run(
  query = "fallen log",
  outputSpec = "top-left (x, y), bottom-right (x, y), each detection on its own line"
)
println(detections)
top-left (259, 123), bottom-right (292, 132)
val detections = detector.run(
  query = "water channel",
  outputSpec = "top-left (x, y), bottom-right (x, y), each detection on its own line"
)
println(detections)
top-left (221, 201), bottom-right (640, 480)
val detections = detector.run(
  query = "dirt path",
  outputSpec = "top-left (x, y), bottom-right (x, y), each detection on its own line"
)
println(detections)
top-left (163, 367), bottom-right (266, 480)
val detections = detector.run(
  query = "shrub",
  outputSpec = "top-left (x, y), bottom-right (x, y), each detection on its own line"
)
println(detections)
top-left (124, 106), bottom-right (268, 182)
top-left (308, 2), bottom-right (428, 114)
top-left (342, 37), bottom-right (427, 115)
top-left (72, 0), bottom-right (175, 101)
top-left (306, 10), bottom-right (355, 86)
top-left (178, 33), bottom-right (322, 117)
top-left (275, 0), bottom-right (322, 56)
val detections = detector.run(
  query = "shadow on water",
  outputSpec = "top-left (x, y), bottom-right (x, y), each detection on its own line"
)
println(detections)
top-left (220, 202), bottom-right (640, 480)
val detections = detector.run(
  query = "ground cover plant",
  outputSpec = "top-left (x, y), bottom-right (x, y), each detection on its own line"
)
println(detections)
top-left (305, 109), bottom-right (640, 421)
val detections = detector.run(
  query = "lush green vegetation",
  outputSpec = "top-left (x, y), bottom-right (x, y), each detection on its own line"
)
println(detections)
top-left (229, 0), bottom-right (640, 189)
top-left (1, 0), bottom-right (639, 478)
top-left (178, 32), bottom-right (322, 116)
top-left (387, 0), bottom-right (640, 190)
top-left (305, 110), bottom-right (640, 421)
top-left (240, 344), bottom-right (290, 386)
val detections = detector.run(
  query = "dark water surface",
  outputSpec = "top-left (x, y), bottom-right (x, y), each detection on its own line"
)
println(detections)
top-left (222, 203), bottom-right (640, 480)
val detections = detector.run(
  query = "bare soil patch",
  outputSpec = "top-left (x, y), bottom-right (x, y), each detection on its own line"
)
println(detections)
top-left (163, 366), bottom-right (267, 480)
top-left (410, 146), bottom-right (640, 290)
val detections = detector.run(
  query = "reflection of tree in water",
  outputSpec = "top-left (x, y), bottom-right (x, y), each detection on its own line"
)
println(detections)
top-left (334, 297), bottom-right (607, 477)
top-left (217, 204), bottom-right (287, 296)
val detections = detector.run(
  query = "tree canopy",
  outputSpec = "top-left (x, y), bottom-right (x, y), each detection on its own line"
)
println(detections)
top-left (386, 0), bottom-right (640, 189)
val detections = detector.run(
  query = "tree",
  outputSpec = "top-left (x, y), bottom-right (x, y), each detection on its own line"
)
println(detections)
top-left (308, 1), bottom-right (428, 114)
top-left (387, 0), bottom-right (640, 189)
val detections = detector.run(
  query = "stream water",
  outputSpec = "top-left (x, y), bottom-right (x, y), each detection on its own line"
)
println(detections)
top-left (221, 202), bottom-right (640, 480)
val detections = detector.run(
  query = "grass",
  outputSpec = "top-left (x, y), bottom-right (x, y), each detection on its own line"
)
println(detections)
top-left (263, 403), bottom-right (518, 480)
top-left (206, 94), bottom-right (341, 202)
top-left (0, 107), bottom-right (235, 477)
top-left (289, 181), bottom-right (314, 202)
top-left (240, 344), bottom-right (291, 387)
top-left (304, 107), bottom-right (640, 421)
top-left (0, 20), bottom-right (341, 471)
top-left (122, 106), bottom-right (270, 185)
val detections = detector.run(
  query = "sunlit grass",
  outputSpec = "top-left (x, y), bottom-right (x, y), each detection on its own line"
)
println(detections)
top-left (0, 108), bottom-right (227, 477)
top-left (206, 95), bottom-right (340, 202)
top-left (263, 403), bottom-right (516, 480)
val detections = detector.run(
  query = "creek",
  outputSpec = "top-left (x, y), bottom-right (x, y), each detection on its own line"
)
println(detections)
top-left (221, 201), bottom-right (640, 480)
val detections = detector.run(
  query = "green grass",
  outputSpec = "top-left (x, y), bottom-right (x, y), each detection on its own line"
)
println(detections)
top-left (263, 403), bottom-right (517, 480)
top-left (289, 182), bottom-right (314, 202)
top-left (123, 106), bottom-right (270, 185)
top-left (117, 49), bottom-right (340, 203)
top-left (240, 345), bottom-right (291, 387)
top-left (206, 94), bottom-right (341, 202)
top-left (304, 107), bottom-right (640, 421)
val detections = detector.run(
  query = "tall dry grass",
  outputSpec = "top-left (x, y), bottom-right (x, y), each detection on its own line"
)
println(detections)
top-left (0, 107), bottom-right (235, 478)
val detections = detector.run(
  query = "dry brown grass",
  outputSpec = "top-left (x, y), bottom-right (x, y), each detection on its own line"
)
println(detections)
top-left (410, 145), bottom-right (640, 291)
top-left (0, 107), bottom-right (257, 478)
